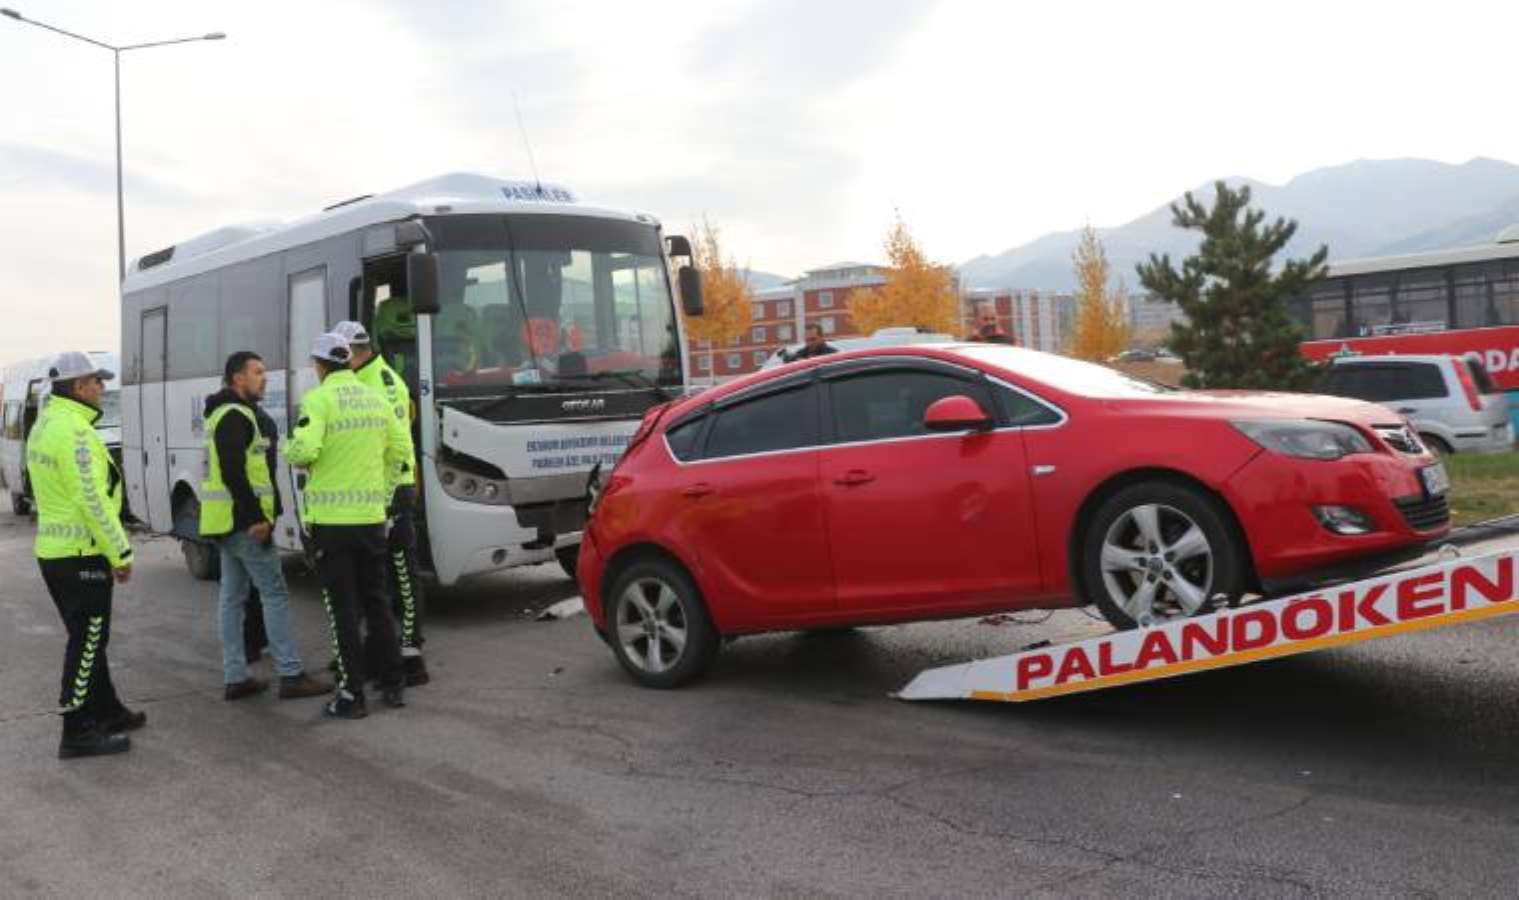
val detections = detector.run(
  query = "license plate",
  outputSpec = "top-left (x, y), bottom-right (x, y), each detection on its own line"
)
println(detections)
top-left (1421, 462), bottom-right (1449, 497)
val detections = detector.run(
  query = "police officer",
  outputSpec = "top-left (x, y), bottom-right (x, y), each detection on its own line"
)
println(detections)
top-left (200, 350), bottom-right (330, 701)
top-left (286, 333), bottom-right (412, 718)
top-left (30, 352), bottom-right (140, 758)
top-left (332, 320), bottom-right (429, 686)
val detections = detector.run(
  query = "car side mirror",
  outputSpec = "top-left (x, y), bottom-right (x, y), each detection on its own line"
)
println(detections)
top-left (407, 252), bottom-right (440, 315)
top-left (924, 395), bottom-right (993, 432)
top-left (679, 265), bottom-right (704, 317)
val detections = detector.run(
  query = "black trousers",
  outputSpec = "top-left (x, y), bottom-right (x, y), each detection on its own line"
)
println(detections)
top-left (386, 486), bottom-right (425, 650)
top-left (39, 556), bottom-right (125, 736)
top-left (313, 524), bottom-right (401, 696)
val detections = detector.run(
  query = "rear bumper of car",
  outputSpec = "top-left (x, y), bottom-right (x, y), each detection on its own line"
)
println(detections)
top-left (1450, 422), bottom-right (1514, 454)
top-left (1223, 450), bottom-right (1451, 583)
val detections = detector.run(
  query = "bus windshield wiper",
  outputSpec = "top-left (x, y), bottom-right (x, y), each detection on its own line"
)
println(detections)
top-left (568, 369), bottom-right (674, 398)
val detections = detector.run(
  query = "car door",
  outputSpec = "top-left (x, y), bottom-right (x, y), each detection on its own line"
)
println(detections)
top-left (675, 377), bottom-right (835, 622)
top-left (817, 360), bottom-right (1040, 614)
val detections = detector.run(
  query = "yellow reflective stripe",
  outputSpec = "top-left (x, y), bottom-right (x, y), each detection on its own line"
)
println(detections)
top-left (72, 430), bottom-right (129, 561)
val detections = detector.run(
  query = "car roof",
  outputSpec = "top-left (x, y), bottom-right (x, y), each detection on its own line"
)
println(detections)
top-left (1330, 354), bottom-right (1461, 367)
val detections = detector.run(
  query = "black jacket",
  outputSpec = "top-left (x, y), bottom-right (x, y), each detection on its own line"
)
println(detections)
top-left (789, 341), bottom-right (838, 361)
top-left (203, 389), bottom-right (283, 534)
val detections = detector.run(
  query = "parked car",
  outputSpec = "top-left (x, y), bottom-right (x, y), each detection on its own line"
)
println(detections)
top-left (1115, 349), bottom-right (1157, 363)
top-left (760, 327), bottom-right (954, 370)
top-left (1315, 354), bottom-right (1512, 454)
top-left (578, 343), bottom-right (1451, 687)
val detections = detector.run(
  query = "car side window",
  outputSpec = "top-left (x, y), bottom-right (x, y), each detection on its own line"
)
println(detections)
top-left (829, 370), bottom-right (989, 443)
top-left (991, 382), bottom-right (1061, 427)
top-left (1387, 363), bottom-right (1447, 401)
top-left (705, 385), bottom-right (819, 459)
top-left (664, 415), bottom-right (707, 462)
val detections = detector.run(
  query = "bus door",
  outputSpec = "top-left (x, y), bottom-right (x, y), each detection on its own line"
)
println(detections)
top-left (279, 267), bottom-right (327, 548)
top-left (138, 307), bottom-right (172, 531)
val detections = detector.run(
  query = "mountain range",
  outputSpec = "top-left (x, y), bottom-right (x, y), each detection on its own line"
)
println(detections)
top-left (957, 157), bottom-right (1519, 292)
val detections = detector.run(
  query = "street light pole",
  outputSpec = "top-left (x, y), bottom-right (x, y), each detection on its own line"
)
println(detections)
top-left (1, 8), bottom-right (224, 283)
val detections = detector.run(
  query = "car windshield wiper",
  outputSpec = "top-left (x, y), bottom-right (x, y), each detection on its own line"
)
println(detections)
top-left (567, 369), bottom-right (675, 399)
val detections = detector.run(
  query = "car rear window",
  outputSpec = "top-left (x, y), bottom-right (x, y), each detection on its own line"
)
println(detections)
top-left (1328, 362), bottom-right (1446, 402)
top-left (664, 416), bottom-right (706, 462)
top-left (1467, 359), bottom-right (1498, 394)
top-left (1387, 363), bottom-right (1448, 400)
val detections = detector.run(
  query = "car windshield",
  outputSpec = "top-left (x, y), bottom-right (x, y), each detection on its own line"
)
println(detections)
top-left (426, 214), bottom-right (681, 399)
top-left (957, 345), bottom-right (1177, 398)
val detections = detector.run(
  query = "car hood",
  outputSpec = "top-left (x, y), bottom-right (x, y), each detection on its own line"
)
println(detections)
top-left (1105, 390), bottom-right (1399, 427)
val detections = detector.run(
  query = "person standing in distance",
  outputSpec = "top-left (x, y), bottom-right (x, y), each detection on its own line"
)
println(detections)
top-left (285, 334), bottom-right (412, 718)
top-left (967, 300), bottom-right (1015, 344)
top-left (30, 352), bottom-right (140, 758)
top-left (331, 320), bottom-right (429, 686)
top-left (200, 351), bottom-right (331, 702)
top-left (788, 322), bottom-right (838, 361)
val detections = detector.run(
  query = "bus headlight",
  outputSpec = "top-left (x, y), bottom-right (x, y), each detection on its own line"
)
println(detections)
top-left (437, 460), bottom-right (511, 505)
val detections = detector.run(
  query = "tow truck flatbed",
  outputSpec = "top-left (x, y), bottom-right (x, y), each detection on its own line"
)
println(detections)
top-left (897, 518), bottom-right (1519, 703)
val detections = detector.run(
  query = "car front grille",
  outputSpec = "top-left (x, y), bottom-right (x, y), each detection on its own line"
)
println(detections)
top-left (1394, 493), bottom-right (1450, 532)
top-left (1373, 425), bottom-right (1424, 455)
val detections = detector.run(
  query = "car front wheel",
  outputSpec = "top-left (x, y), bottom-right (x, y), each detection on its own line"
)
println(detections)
top-left (1082, 481), bottom-right (1245, 630)
top-left (606, 558), bottom-right (719, 688)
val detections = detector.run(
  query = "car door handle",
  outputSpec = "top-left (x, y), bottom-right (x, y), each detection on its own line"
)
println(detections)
top-left (1397, 407), bottom-right (1417, 414)
top-left (681, 482), bottom-right (715, 498)
top-left (834, 469), bottom-right (876, 486)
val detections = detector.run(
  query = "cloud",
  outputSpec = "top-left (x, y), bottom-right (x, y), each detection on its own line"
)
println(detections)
top-left (0, 142), bottom-right (192, 205)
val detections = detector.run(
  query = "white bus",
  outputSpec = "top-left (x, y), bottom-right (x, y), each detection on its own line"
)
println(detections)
top-left (2, 352), bottom-right (122, 515)
top-left (120, 173), bottom-right (703, 584)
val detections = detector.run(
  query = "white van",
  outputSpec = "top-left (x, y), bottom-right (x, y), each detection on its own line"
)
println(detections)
top-left (1316, 354), bottom-right (1513, 454)
top-left (1, 352), bottom-right (123, 514)
top-left (760, 327), bottom-right (957, 370)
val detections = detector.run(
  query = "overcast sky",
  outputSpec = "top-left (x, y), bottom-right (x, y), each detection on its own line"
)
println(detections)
top-left (3, 0), bottom-right (1516, 364)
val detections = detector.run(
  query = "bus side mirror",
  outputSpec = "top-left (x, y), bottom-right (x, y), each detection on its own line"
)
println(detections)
top-left (666, 235), bottom-right (693, 258)
top-left (407, 253), bottom-right (440, 315)
top-left (679, 266), bottom-right (704, 317)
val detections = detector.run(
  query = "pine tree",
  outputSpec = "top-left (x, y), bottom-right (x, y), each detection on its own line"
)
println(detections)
top-left (1136, 182), bottom-right (1327, 390)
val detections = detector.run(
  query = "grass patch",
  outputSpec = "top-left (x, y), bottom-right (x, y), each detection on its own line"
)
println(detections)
top-left (1446, 450), bottom-right (1519, 526)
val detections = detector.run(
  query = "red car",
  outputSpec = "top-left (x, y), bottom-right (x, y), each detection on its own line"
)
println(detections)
top-left (578, 344), bottom-right (1451, 687)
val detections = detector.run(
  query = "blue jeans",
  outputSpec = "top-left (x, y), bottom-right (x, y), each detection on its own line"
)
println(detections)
top-left (218, 530), bottom-right (303, 682)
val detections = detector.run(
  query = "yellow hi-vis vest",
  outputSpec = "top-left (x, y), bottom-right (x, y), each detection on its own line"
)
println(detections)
top-left (284, 369), bottom-right (409, 526)
top-left (199, 403), bottom-right (275, 537)
top-left (28, 395), bottom-right (132, 568)
top-left (353, 353), bottom-right (416, 488)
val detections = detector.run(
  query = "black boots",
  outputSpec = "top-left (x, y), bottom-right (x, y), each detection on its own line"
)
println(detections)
top-left (59, 728), bottom-right (130, 760)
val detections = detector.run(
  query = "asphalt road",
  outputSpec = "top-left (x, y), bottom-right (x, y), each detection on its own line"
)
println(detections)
top-left (4, 514), bottom-right (1519, 897)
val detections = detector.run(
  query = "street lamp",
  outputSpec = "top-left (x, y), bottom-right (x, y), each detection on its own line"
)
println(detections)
top-left (1, 8), bottom-right (224, 283)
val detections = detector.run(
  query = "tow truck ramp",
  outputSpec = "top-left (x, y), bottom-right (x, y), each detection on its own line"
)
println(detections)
top-left (897, 546), bottom-right (1519, 703)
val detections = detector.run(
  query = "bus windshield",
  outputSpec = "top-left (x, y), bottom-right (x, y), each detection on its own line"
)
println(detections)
top-left (96, 389), bottom-right (122, 429)
top-left (424, 214), bottom-right (681, 399)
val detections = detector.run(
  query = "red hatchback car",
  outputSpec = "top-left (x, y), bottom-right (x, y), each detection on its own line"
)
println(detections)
top-left (577, 344), bottom-right (1451, 687)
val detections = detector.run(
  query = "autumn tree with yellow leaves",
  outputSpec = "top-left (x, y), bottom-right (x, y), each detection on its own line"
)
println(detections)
top-left (680, 218), bottom-right (754, 377)
top-left (849, 216), bottom-right (960, 336)
top-left (1068, 225), bottom-right (1131, 361)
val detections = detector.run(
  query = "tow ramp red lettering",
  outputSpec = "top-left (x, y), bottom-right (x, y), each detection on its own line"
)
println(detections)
top-left (896, 552), bottom-right (1518, 703)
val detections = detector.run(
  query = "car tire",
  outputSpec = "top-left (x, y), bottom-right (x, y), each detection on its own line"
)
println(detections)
top-left (556, 545), bottom-right (580, 582)
top-left (1419, 433), bottom-right (1453, 456)
top-left (182, 538), bottom-right (221, 581)
top-left (605, 557), bottom-right (719, 689)
top-left (10, 492), bottom-right (29, 516)
top-left (1082, 481), bottom-right (1246, 630)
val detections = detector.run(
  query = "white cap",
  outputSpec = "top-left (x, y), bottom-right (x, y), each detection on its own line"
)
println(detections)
top-left (331, 320), bottom-right (371, 346)
top-left (310, 333), bottom-right (352, 364)
top-left (48, 351), bottom-right (115, 383)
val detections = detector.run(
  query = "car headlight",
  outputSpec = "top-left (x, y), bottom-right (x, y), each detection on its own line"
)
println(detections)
top-left (1232, 419), bottom-right (1373, 461)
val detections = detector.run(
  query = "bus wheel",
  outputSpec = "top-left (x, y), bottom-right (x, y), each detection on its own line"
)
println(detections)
top-left (182, 539), bottom-right (221, 581)
top-left (10, 492), bottom-right (29, 516)
top-left (556, 545), bottom-right (580, 582)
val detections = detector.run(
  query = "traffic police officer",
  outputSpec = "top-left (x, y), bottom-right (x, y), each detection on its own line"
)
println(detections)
top-left (332, 320), bottom-right (429, 686)
top-left (286, 333), bottom-right (412, 718)
top-left (30, 352), bottom-right (141, 758)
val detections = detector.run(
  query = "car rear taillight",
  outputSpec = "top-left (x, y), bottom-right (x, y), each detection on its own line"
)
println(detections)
top-left (1453, 358), bottom-right (1483, 411)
